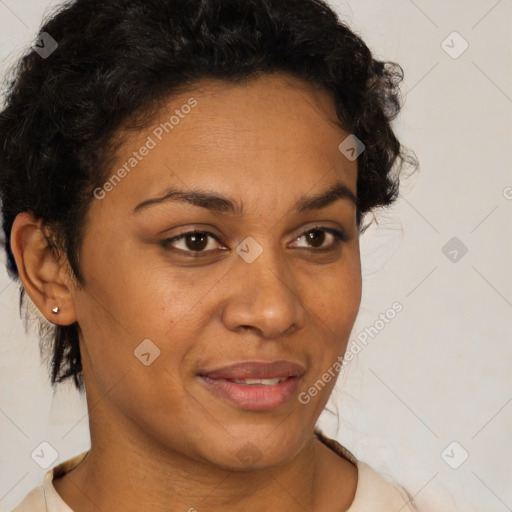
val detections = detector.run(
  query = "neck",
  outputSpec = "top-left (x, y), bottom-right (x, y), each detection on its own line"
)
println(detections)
top-left (53, 417), bottom-right (356, 512)
top-left (52, 384), bottom-right (357, 512)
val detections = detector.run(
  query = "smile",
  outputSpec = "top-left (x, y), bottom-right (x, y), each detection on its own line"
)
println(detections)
top-left (198, 375), bottom-right (302, 411)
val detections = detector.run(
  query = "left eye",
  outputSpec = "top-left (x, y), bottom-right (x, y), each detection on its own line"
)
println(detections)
top-left (162, 227), bottom-right (346, 255)
top-left (291, 227), bottom-right (347, 250)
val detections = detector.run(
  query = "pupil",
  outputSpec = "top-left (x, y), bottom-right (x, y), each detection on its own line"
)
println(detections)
top-left (307, 229), bottom-right (324, 248)
top-left (186, 233), bottom-right (207, 251)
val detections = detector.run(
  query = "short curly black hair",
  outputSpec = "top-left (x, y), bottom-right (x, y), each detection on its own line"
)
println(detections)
top-left (0, 0), bottom-right (417, 392)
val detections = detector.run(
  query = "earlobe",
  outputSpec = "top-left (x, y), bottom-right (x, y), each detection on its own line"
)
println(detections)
top-left (10, 212), bottom-right (78, 326)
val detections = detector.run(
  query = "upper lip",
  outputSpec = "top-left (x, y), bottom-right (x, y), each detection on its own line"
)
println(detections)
top-left (199, 360), bottom-right (306, 379)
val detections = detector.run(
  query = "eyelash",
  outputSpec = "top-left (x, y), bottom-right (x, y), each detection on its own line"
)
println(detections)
top-left (161, 226), bottom-right (348, 256)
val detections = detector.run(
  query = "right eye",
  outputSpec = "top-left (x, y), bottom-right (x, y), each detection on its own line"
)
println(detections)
top-left (161, 230), bottom-right (227, 256)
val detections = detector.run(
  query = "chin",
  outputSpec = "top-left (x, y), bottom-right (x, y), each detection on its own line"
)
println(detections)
top-left (195, 426), bottom-right (306, 471)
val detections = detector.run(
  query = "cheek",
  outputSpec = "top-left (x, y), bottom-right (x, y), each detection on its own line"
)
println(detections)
top-left (72, 249), bottom-right (217, 405)
top-left (311, 252), bottom-right (362, 334)
top-left (76, 231), bottom-right (196, 341)
top-left (75, 284), bottom-right (195, 428)
top-left (298, 259), bottom-right (361, 413)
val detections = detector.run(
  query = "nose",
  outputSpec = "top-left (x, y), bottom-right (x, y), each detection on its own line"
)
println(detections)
top-left (220, 247), bottom-right (307, 339)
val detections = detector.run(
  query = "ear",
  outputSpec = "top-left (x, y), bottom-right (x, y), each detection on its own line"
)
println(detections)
top-left (10, 212), bottom-right (78, 325)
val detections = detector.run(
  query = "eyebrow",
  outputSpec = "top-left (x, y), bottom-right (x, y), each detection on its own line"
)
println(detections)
top-left (132, 180), bottom-right (358, 215)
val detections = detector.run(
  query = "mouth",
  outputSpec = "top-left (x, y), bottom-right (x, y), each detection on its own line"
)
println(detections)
top-left (197, 360), bottom-right (305, 411)
top-left (218, 376), bottom-right (289, 386)
top-left (198, 375), bottom-right (301, 411)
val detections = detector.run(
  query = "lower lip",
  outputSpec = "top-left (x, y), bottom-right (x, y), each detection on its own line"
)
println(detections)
top-left (198, 375), bottom-right (301, 411)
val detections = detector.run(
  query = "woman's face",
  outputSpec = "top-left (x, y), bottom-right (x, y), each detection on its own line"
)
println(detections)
top-left (72, 73), bottom-right (361, 468)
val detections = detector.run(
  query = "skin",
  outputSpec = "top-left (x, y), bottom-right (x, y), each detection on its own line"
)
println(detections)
top-left (11, 72), bottom-right (362, 512)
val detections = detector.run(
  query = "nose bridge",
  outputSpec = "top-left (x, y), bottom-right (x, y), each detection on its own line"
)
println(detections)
top-left (222, 236), bottom-right (306, 338)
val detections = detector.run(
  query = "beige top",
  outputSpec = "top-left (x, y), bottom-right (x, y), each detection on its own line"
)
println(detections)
top-left (12, 432), bottom-right (415, 512)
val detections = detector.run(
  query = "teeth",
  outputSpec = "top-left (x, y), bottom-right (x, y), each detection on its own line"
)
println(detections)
top-left (231, 377), bottom-right (288, 386)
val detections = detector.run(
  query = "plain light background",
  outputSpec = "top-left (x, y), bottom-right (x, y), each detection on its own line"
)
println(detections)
top-left (0, 1), bottom-right (511, 511)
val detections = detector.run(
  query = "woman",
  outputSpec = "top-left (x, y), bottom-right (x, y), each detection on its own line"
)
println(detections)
top-left (1, 0), bottom-right (418, 510)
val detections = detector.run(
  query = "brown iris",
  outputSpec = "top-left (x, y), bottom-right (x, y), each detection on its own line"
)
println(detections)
top-left (185, 232), bottom-right (209, 251)
top-left (305, 229), bottom-right (325, 248)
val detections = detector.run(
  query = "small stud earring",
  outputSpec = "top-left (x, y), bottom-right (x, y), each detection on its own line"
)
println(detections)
top-left (52, 306), bottom-right (60, 314)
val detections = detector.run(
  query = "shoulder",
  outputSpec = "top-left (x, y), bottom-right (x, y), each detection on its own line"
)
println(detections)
top-left (314, 428), bottom-right (416, 512)
top-left (11, 451), bottom-right (89, 512)
top-left (351, 461), bottom-right (416, 512)
top-left (11, 485), bottom-right (46, 512)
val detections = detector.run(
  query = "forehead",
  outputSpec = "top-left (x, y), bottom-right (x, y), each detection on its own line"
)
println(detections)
top-left (98, 73), bottom-right (357, 214)
top-left (121, 72), bottom-right (349, 154)
top-left (185, 73), bottom-right (342, 126)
